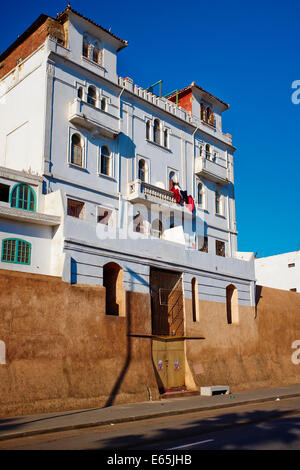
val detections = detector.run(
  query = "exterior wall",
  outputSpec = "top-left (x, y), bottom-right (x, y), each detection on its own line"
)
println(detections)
top-left (0, 168), bottom-right (63, 276)
top-left (255, 252), bottom-right (300, 292)
top-left (0, 269), bottom-right (158, 417)
top-left (0, 270), bottom-right (299, 417)
top-left (0, 47), bottom-right (47, 175)
top-left (184, 287), bottom-right (300, 391)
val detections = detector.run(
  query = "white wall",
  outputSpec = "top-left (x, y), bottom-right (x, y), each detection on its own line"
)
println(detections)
top-left (255, 252), bottom-right (300, 292)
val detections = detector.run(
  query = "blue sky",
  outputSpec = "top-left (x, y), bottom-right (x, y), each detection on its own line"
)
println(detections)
top-left (1, 0), bottom-right (300, 257)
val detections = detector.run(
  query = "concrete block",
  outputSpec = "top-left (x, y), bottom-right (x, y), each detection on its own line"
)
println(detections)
top-left (200, 385), bottom-right (230, 396)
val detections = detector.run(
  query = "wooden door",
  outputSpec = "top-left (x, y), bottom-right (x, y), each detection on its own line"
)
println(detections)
top-left (151, 268), bottom-right (184, 336)
top-left (152, 338), bottom-right (185, 391)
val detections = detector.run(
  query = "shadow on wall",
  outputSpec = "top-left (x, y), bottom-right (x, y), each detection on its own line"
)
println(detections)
top-left (71, 257), bottom-right (77, 285)
top-left (104, 291), bottom-right (132, 407)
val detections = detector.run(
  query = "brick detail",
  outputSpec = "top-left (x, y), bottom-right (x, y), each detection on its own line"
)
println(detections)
top-left (0, 18), bottom-right (65, 79)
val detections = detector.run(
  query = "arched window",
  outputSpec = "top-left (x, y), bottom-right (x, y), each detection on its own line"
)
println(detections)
top-left (215, 191), bottom-right (221, 214)
top-left (77, 87), bottom-right (83, 100)
top-left (103, 262), bottom-right (125, 316)
top-left (169, 171), bottom-right (175, 191)
top-left (153, 119), bottom-right (161, 145)
top-left (192, 277), bottom-right (199, 322)
top-left (151, 218), bottom-right (164, 239)
top-left (226, 284), bottom-right (239, 324)
top-left (164, 129), bottom-right (168, 148)
top-left (146, 120), bottom-right (150, 140)
top-left (82, 38), bottom-right (89, 58)
top-left (100, 146), bottom-right (111, 176)
top-left (10, 184), bottom-right (36, 211)
top-left (1, 238), bottom-right (31, 265)
top-left (133, 212), bottom-right (145, 233)
top-left (87, 85), bottom-right (97, 106)
top-left (205, 144), bottom-right (211, 159)
top-left (197, 182), bottom-right (204, 207)
top-left (71, 134), bottom-right (83, 167)
top-left (93, 46), bottom-right (100, 63)
top-left (138, 159), bottom-right (147, 182)
top-left (206, 106), bottom-right (211, 122)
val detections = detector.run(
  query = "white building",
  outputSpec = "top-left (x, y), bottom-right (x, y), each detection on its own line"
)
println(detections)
top-left (255, 252), bottom-right (300, 292)
top-left (0, 6), bottom-right (255, 318)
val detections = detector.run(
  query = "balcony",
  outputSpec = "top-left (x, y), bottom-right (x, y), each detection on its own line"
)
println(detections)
top-left (68, 98), bottom-right (120, 139)
top-left (195, 156), bottom-right (229, 185)
top-left (0, 203), bottom-right (61, 226)
top-left (128, 180), bottom-right (177, 207)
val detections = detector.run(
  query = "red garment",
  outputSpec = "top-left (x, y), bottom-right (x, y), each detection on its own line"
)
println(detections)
top-left (171, 186), bottom-right (181, 204)
top-left (187, 195), bottom-right (195, 213)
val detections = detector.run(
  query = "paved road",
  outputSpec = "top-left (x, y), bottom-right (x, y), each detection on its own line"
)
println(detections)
top-left (0, 396), bottom-right (300, 450)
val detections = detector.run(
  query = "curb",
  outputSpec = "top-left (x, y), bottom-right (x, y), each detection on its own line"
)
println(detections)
top-left (0, 392), bottom-right (300, 443)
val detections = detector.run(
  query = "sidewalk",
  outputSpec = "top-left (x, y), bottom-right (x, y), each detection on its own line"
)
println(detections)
top-left (1, 384), bottom-right (300, 442)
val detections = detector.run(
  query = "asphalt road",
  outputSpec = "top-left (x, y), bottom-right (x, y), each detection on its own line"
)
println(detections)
top-left (0, 396), bottom-right (300, 450)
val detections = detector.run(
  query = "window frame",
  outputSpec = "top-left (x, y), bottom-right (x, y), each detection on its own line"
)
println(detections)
top-left (10, 183), bottom-right (36, 212)
top-left (99, 145), bottom-right (112, 177)
top-left (1, 238), bottom-right (31, 265)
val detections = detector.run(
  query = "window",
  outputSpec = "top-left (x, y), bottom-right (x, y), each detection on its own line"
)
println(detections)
top-left (198, 235), bottom-right (208, 253)
top-left (151, 218), bottom-right (164, 239)
top-left (97, 207), bottom-right (113, 226)
top-left (197, 182), bottom-right (204, 207)
top-left (77, 87), bottom-right (83, 100)
top-left (192, 278), bottom-right (199, 322)
top-left (82, 39), bottom-right (89, 58)
top-left (205, 144), bottom-right (211, 160)
top-left (133, 212), bottom-right (146, 233)
top-left (215, 191), bottom-right (221, 214)
top-left (216, 240), bottom-right (225, 257)
top-left (93, 46), bottom-right (100, 63)
top-left (170, 211), bottom-right (175, 229)
top-left (164, 129), bottom-right (168, 148)
top-left (226, 284), bottom-right (239, 324)
top-left (87, 85), bottom-right (97, 106)
top-left (0, 183), bottom-right (10, 202)
top-left (103, 262), bottom-right (125, 316)
top-left (100, 146), bottom-right (111, 176)
top-left (70, 133), bottom-right (83, 167)
top-left (153, 119), bottom-right (161, 145)
top-left (146, 120), bottom-right (150, 140)
top-left (206, 106), bottom-right (211, 122)
top-left (10, 184), bottom-right (36, 211)
top-left (2, 238), bottom-right (31, 265)
top-left (138, 159), bottom-right (148, 182)
top-left (169, 171), bottom-right (175, 191)
top-left (100, 97), bottom-right (106, 111)
top-left (67, 199), bottom-right (85, 219)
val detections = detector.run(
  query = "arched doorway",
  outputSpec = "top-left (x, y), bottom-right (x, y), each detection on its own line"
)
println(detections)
top-left (103, 262), bottom-right (125, 316)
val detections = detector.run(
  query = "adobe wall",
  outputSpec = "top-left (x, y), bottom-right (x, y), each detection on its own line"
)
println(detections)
top-left (0, 268), bottom-right (299, 417)
top-left (0, 269), bottom-right (159, 417)
top-left (185, 286), bottom-right (300, 391)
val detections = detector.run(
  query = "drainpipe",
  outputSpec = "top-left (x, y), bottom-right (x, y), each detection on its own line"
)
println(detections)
top-left (191, 126), bottom-right (199, 249)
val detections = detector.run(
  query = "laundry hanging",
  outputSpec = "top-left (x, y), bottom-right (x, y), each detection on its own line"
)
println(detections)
top-left (171, 182), bottom-right (195, 213)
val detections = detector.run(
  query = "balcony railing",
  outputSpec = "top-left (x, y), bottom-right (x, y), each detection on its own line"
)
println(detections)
top-left (128, 180), bottom-right (176, 206)
top-left (69, 98), bottom-right (120, 138)
top-left (195, 156), bottom-right (229, 185)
